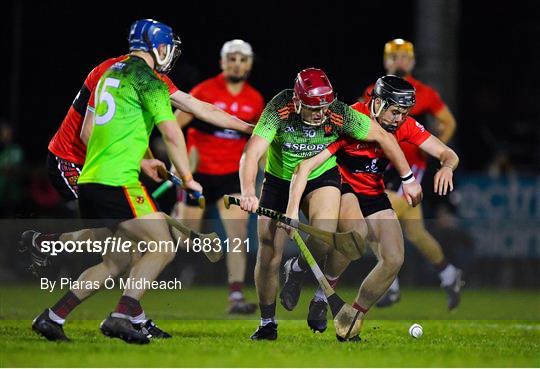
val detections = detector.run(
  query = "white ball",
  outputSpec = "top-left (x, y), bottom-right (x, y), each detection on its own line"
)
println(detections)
top-left (408, 323), bottom-right (423, 338)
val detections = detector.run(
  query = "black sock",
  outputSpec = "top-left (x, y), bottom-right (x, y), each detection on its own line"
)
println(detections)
top-left (259, 302), bottom-right (276, 320)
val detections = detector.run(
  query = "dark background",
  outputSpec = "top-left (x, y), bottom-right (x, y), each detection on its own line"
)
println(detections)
top-left (1, 0), bottom-right (538, 171)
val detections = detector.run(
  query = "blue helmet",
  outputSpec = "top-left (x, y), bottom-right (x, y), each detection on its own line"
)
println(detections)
top-left (128, 19), bottom-right (181, 74)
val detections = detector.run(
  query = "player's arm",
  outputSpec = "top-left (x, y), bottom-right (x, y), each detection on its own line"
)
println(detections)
top-left (80, 108), bottom-right (95, 145)
top-left (286, 149), bottom-right (334, 219)
top-left (239, 135), bottom-right (269, 212)
top-left (434, 105), bottom-right (457, 143)
top-left (174, 109), bottom-right (194, 129)
top-left (169, 90), bottom-right (254, 134)
top-left (419, 135), bottom-right (459, 196)
top-left (348, 109), bottom-right (422, 206)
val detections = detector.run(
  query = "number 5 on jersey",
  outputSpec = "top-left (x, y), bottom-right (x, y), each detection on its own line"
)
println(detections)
top-left (95, 78), bottom-right (120, 125)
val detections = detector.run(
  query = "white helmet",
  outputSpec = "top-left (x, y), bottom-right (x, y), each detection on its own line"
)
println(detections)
top-left (220, 39), bottom-right (253, 58)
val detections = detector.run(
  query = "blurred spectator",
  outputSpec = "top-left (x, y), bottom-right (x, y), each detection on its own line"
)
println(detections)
top-left (0, 122), bottom-right (24, 216)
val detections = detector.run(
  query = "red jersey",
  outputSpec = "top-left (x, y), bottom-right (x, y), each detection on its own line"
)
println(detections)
top-left (186, 73), bottom-right (264, 175)
top-left (327, 102), bottom-right (431, 196)
top-left (48, 55), bottom-right (179, 165)
top-left (362, 75), bottom-right (444, 170)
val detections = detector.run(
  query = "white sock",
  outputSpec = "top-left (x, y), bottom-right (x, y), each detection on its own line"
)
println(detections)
top-left (292, 258), bottom-right (304, 272)
top-left (261, 317), bottom-right (276, 326)
top-left (439, 264), bottom-right (457, 287)
top-left (389, 277), bottom-right (400, 292)
top-left (313, 286), bottom-right (327, 303)
top-left (229, 291), bottom-right (244, 301)
top-left (48, 309), bottom-right (65, 325)
top-left (129, 311), bottom-right (147, 325)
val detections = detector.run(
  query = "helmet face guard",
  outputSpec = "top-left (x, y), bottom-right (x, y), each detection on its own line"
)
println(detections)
top-left (128, 19), bottom-right (181, 74)
top-left (370, 75), bottom-right (416, 132)
top-left (293, 68), bottom-right (335, 126)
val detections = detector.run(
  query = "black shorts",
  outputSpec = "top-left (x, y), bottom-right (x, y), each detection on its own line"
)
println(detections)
top-left (342, 183), bottom-right (392, 217)
top-left (78, 183), bottom-right (158, 229)
top-left (47, 151), bottom-right (82, 201)
top-left (182, 172), bottom-right (241, 207)
top-left (259, 167), bottom-right (341, 214)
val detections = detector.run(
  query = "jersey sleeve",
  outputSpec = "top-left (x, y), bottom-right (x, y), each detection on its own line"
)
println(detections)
top-left (327, 136), bottom-right (350, 154)
top-left (404, 119), bottom-right (431, 146)
top-left (425, 86), bottom-right (445, 115)
top-left (342, 104), bottom-right (371, 141)
top-left (361, 84), bottom-right (374, 102)
top-left (139, 76), bottom-right (176, 125)
top-left (252, 92), bottom-right (284, 142)
top-left (160, 74), bottom-right (179, 95)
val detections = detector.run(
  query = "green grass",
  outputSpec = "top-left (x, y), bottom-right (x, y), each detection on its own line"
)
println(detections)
top-left (1, 284), bottom-right (539, 367)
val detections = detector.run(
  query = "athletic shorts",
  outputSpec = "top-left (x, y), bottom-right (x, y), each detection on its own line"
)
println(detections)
top-left (47, 151), bottom-right (82, 201)
top-left (182, 172), bottom-right (240, 207)
top-left (342, 183), bottom-right (392, 218)
top-left (259, 167), bottom-right (341, 214)
top-left (78, 183), bottom-right (157, 229)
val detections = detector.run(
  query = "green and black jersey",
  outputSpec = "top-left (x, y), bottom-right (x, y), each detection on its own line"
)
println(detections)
top-left (253, 89), bottom-right (371, 180)
top-left (78, 56), bottom-right (175, 186)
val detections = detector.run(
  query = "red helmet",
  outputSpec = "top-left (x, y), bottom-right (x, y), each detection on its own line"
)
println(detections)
top-left (293, 68), bottom-right (335, 109)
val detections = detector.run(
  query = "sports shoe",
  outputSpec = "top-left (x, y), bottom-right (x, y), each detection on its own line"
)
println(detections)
top-left (443, 268), bottom-right (464, 311)
top-left (100, 313), bottom-right (150, 344)
top-left (132, 319), bottom-right (171, 339)
top-left (250, 322), bottom-right (278, 340)
top-left (20, 230), bottom-right (52, 276)
top-left (336, 334), bottom-right (361, 342)
top-left (228, 300), bottom-right (257, 315)
top-left (375, 289), bottom-right (401, 308)
top-left (32, 309), bottom-right (69, 341)
top-left (307, 299), bottom-right (328, 333)
top-left (279, 257), bottom-right (307, 311)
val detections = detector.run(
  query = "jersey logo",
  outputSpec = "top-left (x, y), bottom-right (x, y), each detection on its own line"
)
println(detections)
top-left (278, 103), bottom-right (295, 120)
top-left (324, 125), bottom-right (333, 136)
top-left (136, 196), bottom-right (145, 204)
top-left (329, 112), bottom-right (343, 127)
top-left (415, 121), bottom-right (425, 132)
top-left (284, 126), bottom-right (295, 133)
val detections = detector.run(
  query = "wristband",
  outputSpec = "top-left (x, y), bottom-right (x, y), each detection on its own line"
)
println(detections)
top-left (400, 171), bottom-right (415, 184)
top-left (181, 173), bottom-right (193, 183)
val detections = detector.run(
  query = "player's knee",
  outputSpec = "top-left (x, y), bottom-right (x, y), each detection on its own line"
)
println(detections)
top-left (405, 226), bottom-right (429, 245)
top-left (380, 250), bottom-right (404, 275)
top-left (103, 258), bottom-right (130, 277)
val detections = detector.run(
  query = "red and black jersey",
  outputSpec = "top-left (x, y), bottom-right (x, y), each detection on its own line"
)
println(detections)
top-left (186, 73), bottom-right (264, 175)
top-left (361, 75), bottom-right (444, 170)
top-left (327, 102), bottom-right (431, 196)
top-left (48, 55), bottom-right (179, 165)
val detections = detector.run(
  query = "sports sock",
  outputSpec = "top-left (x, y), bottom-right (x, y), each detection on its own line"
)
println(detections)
top-left (115, 295), bottom-right (143, 317)
top-left (50, 290), bottom-right (81, 321)
top-left (36, 233), bottom-right (60, 249)
top-left (435, 259), bottom-right (449, 272)
top-left (292, 256), bottom-right (308, 272)
top-left (130, 311), bottom-right (147, 325)
top-left (259, 302), bottom-right (276, 326)
top-left (438, 264), bottom-right (457, 287)
top-left (388, 278), bottom-right (400, 292)
top-left (229, 281), bottom-right (244, 302)
top-left (314, 276), bottom-right (340, 302)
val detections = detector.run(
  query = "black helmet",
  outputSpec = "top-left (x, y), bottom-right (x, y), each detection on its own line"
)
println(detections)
top-left (373, 75), bottom-right (416, 108)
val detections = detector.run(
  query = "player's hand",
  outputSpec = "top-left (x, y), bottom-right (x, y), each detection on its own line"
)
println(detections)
top-left (402, 180), bottom-right (423, 207)
top-left (183, 178), bottom-right (203, 194)
top-left (239, 194), bottom-right (259, 213)
top-left (141, 159), bottom-right (166, 183)
top-left (433, 166), bottom-right (454, 196)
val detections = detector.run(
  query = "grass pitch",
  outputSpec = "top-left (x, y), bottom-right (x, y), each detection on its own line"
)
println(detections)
top-left (1, 284), bottom-right (539, 367)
